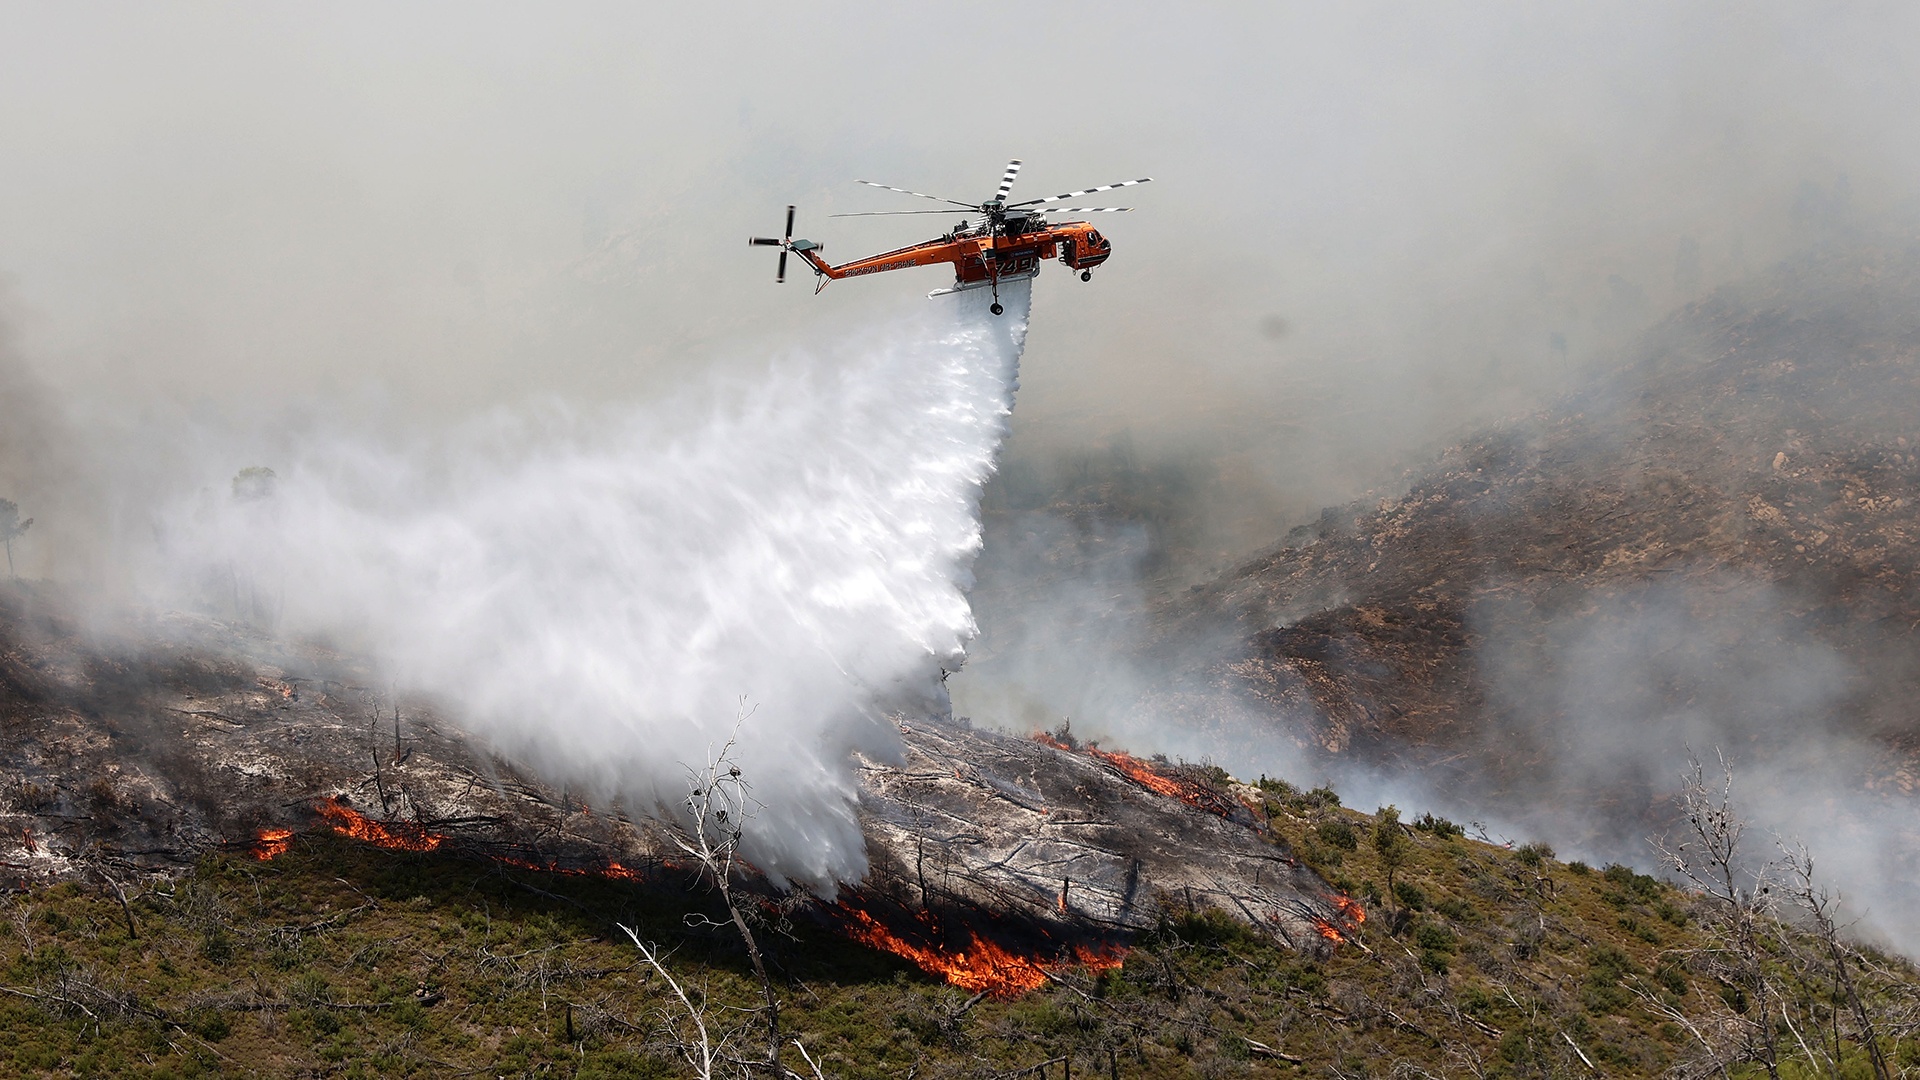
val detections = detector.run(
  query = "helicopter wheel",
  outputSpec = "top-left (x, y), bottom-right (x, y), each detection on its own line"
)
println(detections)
top-left (1080, 270), bottom-right (1092, 282)
top-left (990, 302), bottom-right (1004, 316)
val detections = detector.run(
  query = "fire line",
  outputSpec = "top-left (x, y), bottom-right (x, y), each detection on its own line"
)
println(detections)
top-left (1032, 734), bottom-right (1251, 824)
top-left (837, 904), bottom-right (1126, 997)
top-left (249, 800), bottom-right (646, 880)
top-left (250, 800), bottom-right (1131, 996)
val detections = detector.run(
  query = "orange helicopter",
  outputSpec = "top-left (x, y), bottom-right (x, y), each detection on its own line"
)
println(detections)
top-left (750, 159), bottom-right (1150, 315)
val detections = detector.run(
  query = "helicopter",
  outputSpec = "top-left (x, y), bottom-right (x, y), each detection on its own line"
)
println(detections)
top-left (750, 160), bottom-right (1149, 315)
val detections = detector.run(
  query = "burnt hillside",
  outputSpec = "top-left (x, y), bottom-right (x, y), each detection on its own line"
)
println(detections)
top-left (1161, 244), bottom-right (1920, 929)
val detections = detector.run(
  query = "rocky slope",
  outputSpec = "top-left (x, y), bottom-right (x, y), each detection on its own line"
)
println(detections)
top-left (1158, 243), bottom-right (1920, 941)
top-left (0, 582), bottom-right (1349, 959)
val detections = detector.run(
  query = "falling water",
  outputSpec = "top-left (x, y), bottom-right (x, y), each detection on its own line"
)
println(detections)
top-left (166, 278), bottom-right (1032, 891)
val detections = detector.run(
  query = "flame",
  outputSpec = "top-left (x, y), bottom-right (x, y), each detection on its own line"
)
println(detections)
top-left (251, 798), bottom-right (1125, 1000)
top-left (250, 798), bottom-right (652, 883)
top-left (251, 828), bottom-right (294, 861)
top-left (839, 905), bottom-right (1126, 997)
top-left (1309, 891), bottom-right (1367, 948)
top-left (1333, 893), bottom-right (1367, 925)
top-left (313, 797), bottom-right (445, 852)
top-left (1084, 746), bottom-right (1191, 801)
top-left (495, 854), bottom-right (644, 882)
top-left (1033, 734), bottom-right (1247, 824)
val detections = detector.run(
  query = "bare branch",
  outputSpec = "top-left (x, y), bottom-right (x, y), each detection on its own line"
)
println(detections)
top-left (617, 924), bottom-right (714, 1080)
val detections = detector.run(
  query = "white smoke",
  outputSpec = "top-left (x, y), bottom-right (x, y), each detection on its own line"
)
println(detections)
top-left (157, 279), bottom-right (1032, 892)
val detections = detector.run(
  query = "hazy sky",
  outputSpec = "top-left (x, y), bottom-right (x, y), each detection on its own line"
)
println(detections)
top-left (5, 2), bottom-right (1920, 559)
top-left (7, 0), bottom-right (1920, 940)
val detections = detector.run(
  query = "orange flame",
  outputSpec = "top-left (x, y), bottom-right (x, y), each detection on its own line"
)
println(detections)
top-left (250, 799), bottom-right (651, 883)
top-left (313, 797), bottom-right (445, 852)
top-left (1084, 746), bottom-right (1191, 801)
top-left (1333, 893), bottom-right (1367, 926)
top-left (1034, 734), bottom-right (1247, 824)
top-left (839, 906), bottom-right (1126, 997)
top-left (253, 799), bottom-right (1122, 1000)
top-left (495, 854), bottom-right (644, 882)
top-left (251, 828), bottom-right (294, 861)
top-left (1309, 891), bottom-right (1367, 948)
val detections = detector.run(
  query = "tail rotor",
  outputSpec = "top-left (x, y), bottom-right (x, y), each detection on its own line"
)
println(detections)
top-left (749, 204), bottom-right (797, 282)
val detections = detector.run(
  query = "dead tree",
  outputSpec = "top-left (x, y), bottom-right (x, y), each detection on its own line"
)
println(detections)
top-left (620, 721), bottom-right (834, 1079)
top-left (1650, 752), bottom-right (1780, 1080)
top-left (0, 498), bottom-right (31, 580)
top-left (616, 925), bottom-right (722, 1080)
top-left (1373, 805), bottom-right (1409, 917)
top-left (667, 732), bottom-right (783, 1075)
top-left (1778, 843), bottom-right (1891, 1080)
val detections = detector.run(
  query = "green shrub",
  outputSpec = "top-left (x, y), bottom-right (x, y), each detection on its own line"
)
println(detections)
top-left (1653, 899), bottom-right (1690, 926)
top-left (1618, 916), bottom-right (1661, 944)
top-left (1499, 1025), bottom-right (1559, 1070)
top-left (1655, 962), bottom-right (1689, 997)
top-left (1316, 819), bottom-right (1358, 850)
top-left (1594, 1041), bottom-right (1633, 1067)
top-left (1583, 945), bottom-right (1637, 1013)
top-left (289, 971), bottom-right (331, 1006)
top-left (1393, 881), bottom-right (1427, 911)
top-left (1603, 863), bottom-right (1660, 899)
top-left (1299, 841), bottom-right (1342, 870)
top-left (198, 929), bottom-right (233, 964)
top-left (192, 1011), bottom-right (232, 1042)
top-left (1515, 842), bottom-right (1554, 867)
top-left (1415, 923), bottom-right (1456, 953)
top-left (1256, 776), bottom-right (1297, 798)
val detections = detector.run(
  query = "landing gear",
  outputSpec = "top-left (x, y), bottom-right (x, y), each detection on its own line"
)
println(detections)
top-left (1080, 270), bottom-right (1092, 282)
top-left (990, 302), bottom-right (1004, 315)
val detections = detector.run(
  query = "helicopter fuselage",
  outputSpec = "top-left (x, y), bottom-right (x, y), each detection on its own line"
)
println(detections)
top-left (792, 218), bottom-right (1112, 289)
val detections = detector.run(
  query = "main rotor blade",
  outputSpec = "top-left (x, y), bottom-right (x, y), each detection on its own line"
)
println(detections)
top-left (854, 180), bottom-right (975, 207)
top-left (994, 159), bottom-right (1022, 203)
top-left (828, 209), bottom-right (978, 217)
top-left (1038, 207), bottom-right (1134, 213)
top-left (783, 204), bottom-right (796, 243)
top-left (778, 249), bottom-right (788, 283)
top-left (750, 237), bottom-right (784, 245)
top-left (1008, 178), bottom-right (1153, 208)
